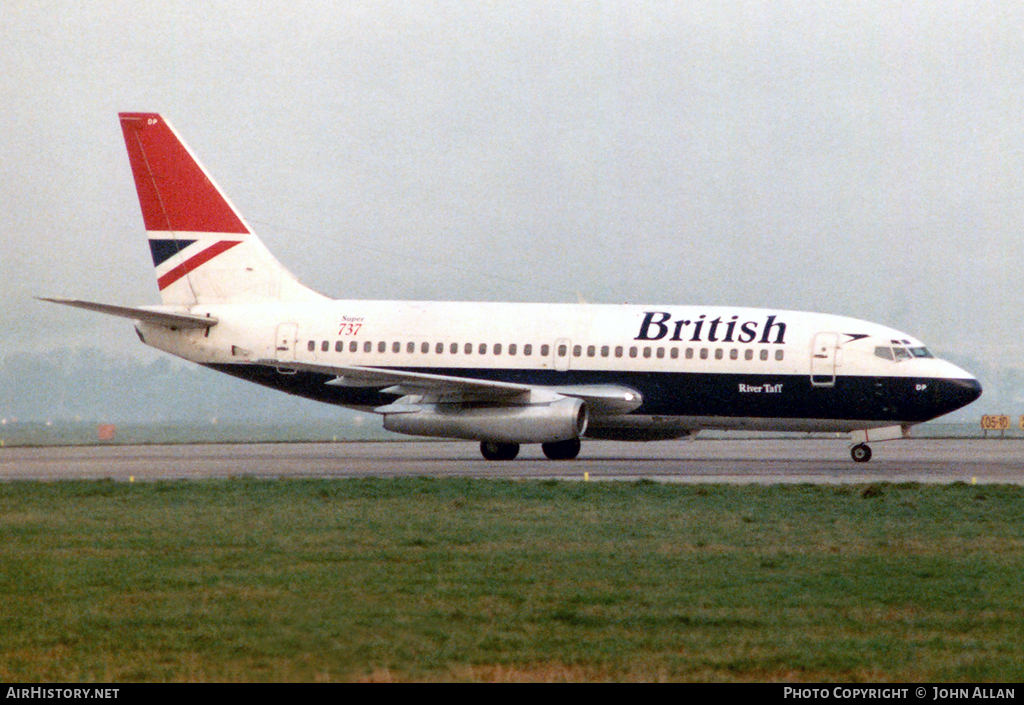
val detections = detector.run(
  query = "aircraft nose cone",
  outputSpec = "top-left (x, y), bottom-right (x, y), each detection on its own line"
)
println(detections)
top-left (940, 377), bottom-right (982, 413)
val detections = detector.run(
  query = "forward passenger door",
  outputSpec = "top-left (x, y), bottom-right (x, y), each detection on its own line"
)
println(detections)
top-left (810, 332), bottom-right (839, 387)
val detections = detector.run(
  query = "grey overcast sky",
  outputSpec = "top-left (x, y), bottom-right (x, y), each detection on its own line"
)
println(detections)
top-left (3, 1), bottom-right (1024, 373)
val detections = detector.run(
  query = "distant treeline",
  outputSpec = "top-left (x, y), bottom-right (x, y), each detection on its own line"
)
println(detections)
top-left (0, 348), bottom-right (348, 424)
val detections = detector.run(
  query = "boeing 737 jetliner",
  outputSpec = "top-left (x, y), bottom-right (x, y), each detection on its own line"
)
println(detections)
top-left (43, 113), bottom-right (982, 462)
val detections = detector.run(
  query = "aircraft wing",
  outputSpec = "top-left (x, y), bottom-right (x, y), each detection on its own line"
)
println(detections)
top-left (256, 359), bottom-right (642, 415)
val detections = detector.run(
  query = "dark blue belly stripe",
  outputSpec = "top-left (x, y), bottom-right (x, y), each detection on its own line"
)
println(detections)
top-left (205, 363), bottom-right (980, 424)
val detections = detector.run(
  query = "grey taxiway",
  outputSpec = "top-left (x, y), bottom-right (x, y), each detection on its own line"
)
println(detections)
top-left (1, 439), bottom-right (1021, 484)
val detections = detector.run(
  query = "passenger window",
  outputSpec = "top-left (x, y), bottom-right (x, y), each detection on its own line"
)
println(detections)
top-left (407, 342), bottom-right (415, 353)
top-left (307, 340), bottom-right (315, 352)
top-left (686, 348), bottom-right (694, 359)
top-left (364, 341), bottom-right (372, 353)
top-left (715, 348), bottom-right (724, 360)
top-left (436, 342), bottom-right (444, 354)
top-left (392, 342), bottom-right (401, 353)
top-left (642, 347), bottom-right (651, 359)
top-left (540, 344), bottom-right (550, 356)
top-left (657, 347), bottom-right (665, 359)
top-left (730, 349), bottom-right (738, 360)
top-left (524, 344), bottom-right (533, 356)
top-left (450, 343), bottom-right (459, 354)
top-left (670, 348), bottom-right (679, 359)
top-left (421, 342), bottom-right (429, 353)
top-left (479, 343), bottom-right (487, 355)
top-left (601, 345), bottom-right (609, 357)
top-left (700, 348), bottom-right (709, 360)
top-left (744, 349), bottom-right (753, 361)
top-left (775, 349), bottom-right (785, 361)
top-left (509, 343), bottom-right (518, 356)
top-left (587, 345), bottom-right (595, 357)
top-left (378, 342), bottom-right (386, 353)
top-left (573, 345), bottom-right (582, 357)
top-left (629, 347), bottom-right (638, 358)
top-left (350, 341), bottom-right (358, 353)
top-left (557, 344), bottom-right (567, 357)
top-left (494, 343), bottom-right (502, 355)
top-left (615, 346), bottom-right (623, 358)
top-left (335, 341), bottom-right (343, 352)
top-left (322, 341), bottom-right (329, 352)
top-left (759, 349), bottom-right (768, 361)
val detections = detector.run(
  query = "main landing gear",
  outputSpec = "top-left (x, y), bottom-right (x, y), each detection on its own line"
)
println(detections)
top-left (850, 443), bottom-right (872, 463)
top-left (479, 438), bottom-right (582, 461)
top-left (480, 441), bottom-right (520, 461)
top-left (542, 437), bottom-right (581, 460)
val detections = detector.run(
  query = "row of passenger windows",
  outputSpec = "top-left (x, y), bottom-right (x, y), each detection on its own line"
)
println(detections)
top-left (306, 339), bottom-right (785, 362)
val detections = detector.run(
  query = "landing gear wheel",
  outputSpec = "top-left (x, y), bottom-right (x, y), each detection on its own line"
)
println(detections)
top-left (851, 443), bottom-right (872, 463)
top-left (542, 438), bottom-right (582, 460)
top-left (480, 441), bottom-right (520, 461)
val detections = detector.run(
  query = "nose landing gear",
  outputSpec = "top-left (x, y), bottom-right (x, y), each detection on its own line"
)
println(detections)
top-left (850, 443), bottom-right (872, 463)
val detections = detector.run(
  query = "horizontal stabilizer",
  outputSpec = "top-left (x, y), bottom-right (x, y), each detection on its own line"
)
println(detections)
top-left (38, 298), bottom-right (217, 329)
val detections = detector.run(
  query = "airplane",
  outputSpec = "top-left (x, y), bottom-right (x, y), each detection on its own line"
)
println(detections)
top-left (42, 112), bottom-right (982, 462)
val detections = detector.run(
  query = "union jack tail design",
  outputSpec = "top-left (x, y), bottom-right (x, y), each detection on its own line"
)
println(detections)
top-left (118, 113), bottom-right (324, 305)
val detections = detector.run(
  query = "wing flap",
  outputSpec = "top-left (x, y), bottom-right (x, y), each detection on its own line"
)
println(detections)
top-left (257, 359), bottom-right (532, 401)
top-left (257, 359), bottom-right (642, 414)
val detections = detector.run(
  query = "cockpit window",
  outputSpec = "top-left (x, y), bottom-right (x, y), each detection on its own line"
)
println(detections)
top-left (875, 345), bottom-right (932, 361)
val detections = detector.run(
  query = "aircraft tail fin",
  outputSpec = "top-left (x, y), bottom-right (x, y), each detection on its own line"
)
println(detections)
top-left (118, 112), bottom-right (325, 305)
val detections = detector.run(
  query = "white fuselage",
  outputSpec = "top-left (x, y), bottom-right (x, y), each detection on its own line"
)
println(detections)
top-left (137, 299), bottom-right (979, 437)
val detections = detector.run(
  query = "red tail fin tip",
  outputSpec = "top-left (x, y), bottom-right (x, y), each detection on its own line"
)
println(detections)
top-left (118, 113), bottom-right (249, 234)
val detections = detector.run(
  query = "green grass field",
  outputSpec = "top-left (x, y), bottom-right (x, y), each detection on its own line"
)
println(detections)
top-left (1, 478), bottom-right (1022, 682)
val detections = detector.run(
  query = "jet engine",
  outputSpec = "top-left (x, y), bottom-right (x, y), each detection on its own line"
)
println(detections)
top-left (383, 397), bottom-right (588, 444)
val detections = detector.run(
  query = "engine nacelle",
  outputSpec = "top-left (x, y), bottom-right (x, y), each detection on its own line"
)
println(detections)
top-left (383, 397), bottom-right (588, 444)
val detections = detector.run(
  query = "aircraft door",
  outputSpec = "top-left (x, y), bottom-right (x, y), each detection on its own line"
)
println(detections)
top-left (811, 332), bottom-right (839, 387)
top-left (554, 338), bottom-right (572, 372)
top-left (275, 323), bottom-right (299, 362)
